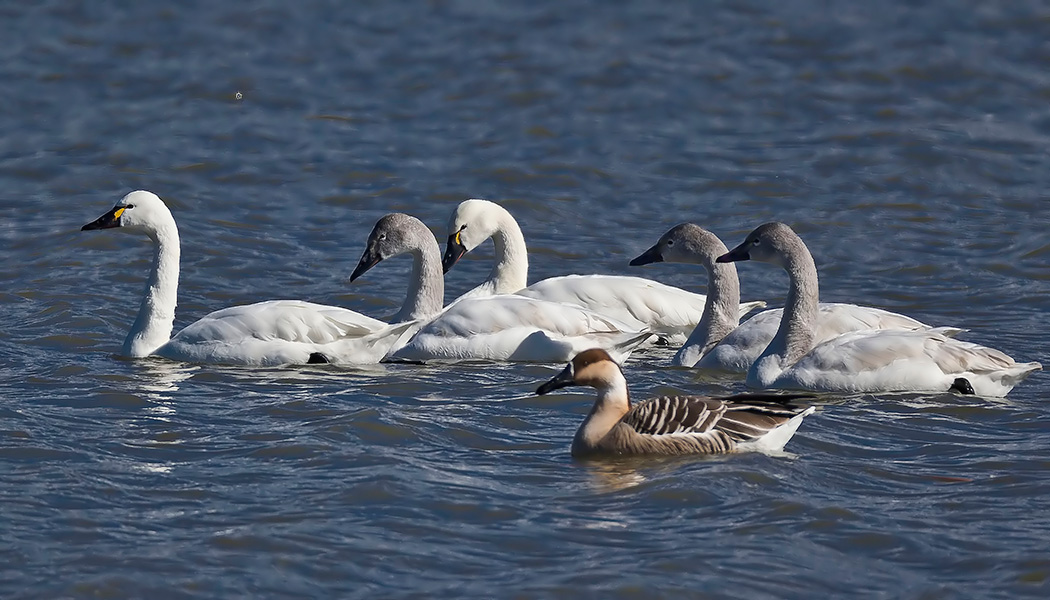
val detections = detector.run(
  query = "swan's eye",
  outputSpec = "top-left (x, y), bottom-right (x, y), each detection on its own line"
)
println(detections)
top-left (751, 238), bottom-right (760, 246)
top-left (666, 239), bottom-right (675, 247)
top-left (378, 233), bottom-right (387, 241)
top-left (124, 204), bottom-right (135, 209)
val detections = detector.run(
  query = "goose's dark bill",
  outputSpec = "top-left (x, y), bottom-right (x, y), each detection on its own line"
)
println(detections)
top-left (536, 363), bottom-right (577, 395)
top-left (628, 244), bottom-right (663, 267)
top-left (716, 241), bottom-right (751, 263)
top-left (441, 232), bottom-right (468, 273)
top-left (82, 206), bottom-right (126, 231)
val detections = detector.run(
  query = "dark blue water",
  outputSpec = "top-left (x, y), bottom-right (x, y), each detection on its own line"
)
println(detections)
top-left (2, 0), bottom-right (1049, 597)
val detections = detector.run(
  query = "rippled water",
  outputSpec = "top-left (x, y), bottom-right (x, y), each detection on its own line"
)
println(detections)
top-left (3, 0), bottom-right (1050, 597)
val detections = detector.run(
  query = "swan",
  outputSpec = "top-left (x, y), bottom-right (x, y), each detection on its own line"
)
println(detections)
top-left (717, 222), bottom-right (1041, 396)
top-left (631, 223), bottom-right (935, 371)
top-left (440, 199), bottom-right (764, 342)
top-left (81, 191), bottom-right (414, 366)
top-left (536, 348), bottom-right (815, 457)
top-left (350, 213), bottom-right (652, 364)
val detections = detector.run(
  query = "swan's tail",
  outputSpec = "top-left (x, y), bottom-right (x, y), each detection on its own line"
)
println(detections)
top-left (327, 319), bottom-right (422, 365)
top-left (1002, 361), bottom-right (1042, 388)
top-left (605, 330), bottom-right (657, 364)
top-left (738, 300), bottom-right (767, 319)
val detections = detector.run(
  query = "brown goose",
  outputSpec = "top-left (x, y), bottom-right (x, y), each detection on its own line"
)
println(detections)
top-left (537, 349), bottom-right (815, 458)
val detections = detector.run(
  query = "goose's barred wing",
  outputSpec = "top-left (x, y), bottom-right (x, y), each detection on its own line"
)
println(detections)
top-left (622, 393), bottom-right (813, 441)
top-left (621, 396), bottom-right (726, 436)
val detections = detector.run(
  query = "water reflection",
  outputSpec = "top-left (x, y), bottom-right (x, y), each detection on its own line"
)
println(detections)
top-left (578, 459), bottom-right (648, 493)
top-left (134, 359), bottom-right (198, 411)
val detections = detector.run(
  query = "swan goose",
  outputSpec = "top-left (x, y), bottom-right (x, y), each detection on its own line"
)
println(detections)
top-left (440, 199), bottom-right (764, 342)
top-left (631, 223), bottom-right (935, 371)
top-left (350, 214), bottom-right (652, 364)
top-left (81, 191), bottom-right (415, 366)
top-left (717, 222), bottom-right (1041, 396)
top-left (536, 349), bottom-right (815, 457)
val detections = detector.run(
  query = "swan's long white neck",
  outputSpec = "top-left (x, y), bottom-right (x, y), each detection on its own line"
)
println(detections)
top-left (750, 237), bottom-right (818, 385)
top-left (680, 258), bottom-right (742, 362)
top-left (482, 208), bottom-right (529, 294)
top-left (125, 223), bottom-right (180, 357)
top-left (394, 234), bottom-right (445, 323)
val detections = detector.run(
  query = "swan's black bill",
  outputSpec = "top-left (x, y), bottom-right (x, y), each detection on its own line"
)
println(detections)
top-left (82, 206), bottom-right (125, 231)
top-left (350, 253), bottom-right (382, 282)
top-left (536, 363), bottom-right (577, 395)
top-left (716, 243), bottom-right (751, 263)
top-left (442, 234), bottom-right (467, 273)
top-left (629, 244), bottom-right (663, 267)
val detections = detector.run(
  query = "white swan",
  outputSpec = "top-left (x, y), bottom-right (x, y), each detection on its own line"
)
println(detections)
top-left (631, 223), bottom-right (935, 371)
top-left (350, 213), bottom-right (652, 363)
top-left (536, 348), bottom-right (815, 457)
top-left (81, 191), bottom-right (414, 366)
top-left (717, 222), bottom-right (1041, 396)
top-left (440, 199), bottom-right (763, 342)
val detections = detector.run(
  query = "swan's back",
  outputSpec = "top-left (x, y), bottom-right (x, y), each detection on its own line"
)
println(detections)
top-left (760, 327), bottom-right (1041, 397)
top-left (695, 303), bottom-right (933, 372)
top-left (159, 300), bottom-right (393, 366)
top-left (515, 274), bottom-right (706, 340)
top-left (390, 295), bottom-right (651, 363)
top-left (169, 300), bottom-right (386, 344)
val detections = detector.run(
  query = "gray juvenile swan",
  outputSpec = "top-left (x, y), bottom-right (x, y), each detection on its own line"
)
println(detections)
top-left (351, 214), bottom-right (652, 363)
top-left (631, 223), bottom-right (934, 371)
top-left (536, 348), bottom-right (815, 458)
top-left (718, 222), bottom-right (1041, 396)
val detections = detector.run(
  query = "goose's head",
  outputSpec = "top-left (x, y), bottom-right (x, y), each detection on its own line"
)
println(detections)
top-left (717, 222), bottom-right (798, 267)
top-left (350, 213), bottom-right (431, 281)
top-left (630, 223), bottom-right (729, 268)
top-left (441, 198), bottom-right (506, 273)
top-left (82, 191), bottom-right (173, 237)
top-left (537, 348), bottom-right (624, 395)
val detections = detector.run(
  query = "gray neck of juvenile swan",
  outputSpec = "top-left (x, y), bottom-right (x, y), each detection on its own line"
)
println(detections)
top-left (124, 222), bottom-right (180, 357)
top-left (485, 207), bottom-right (529, 294)
top-left (675, 246), bottom-right (742, 366)
top-left (394, 225), bottom-right (446, 323)
top-left (759, 234), bottom-right (819, 369)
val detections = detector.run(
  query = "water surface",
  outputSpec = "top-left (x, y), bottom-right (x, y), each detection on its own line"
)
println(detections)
top-left (2, 1), bottom-right (1049, 597)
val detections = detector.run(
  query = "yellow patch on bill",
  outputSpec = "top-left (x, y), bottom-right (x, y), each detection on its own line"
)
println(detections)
top-left (113, 207), bottom-right (126, 219)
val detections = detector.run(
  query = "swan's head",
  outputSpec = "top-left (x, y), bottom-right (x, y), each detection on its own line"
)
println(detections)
top-left (442, 198), bottom-right (507, 273)
top-left (536, 348), bottom-right (623, 395)
top-left (350, 213), bottom-right (431, 282)
top-left (82, 191), bottom-right (173, 236)
top-left (717, 222), bottom-right (798, 267)
top-left (630, 223), bottom-right (729, 268)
